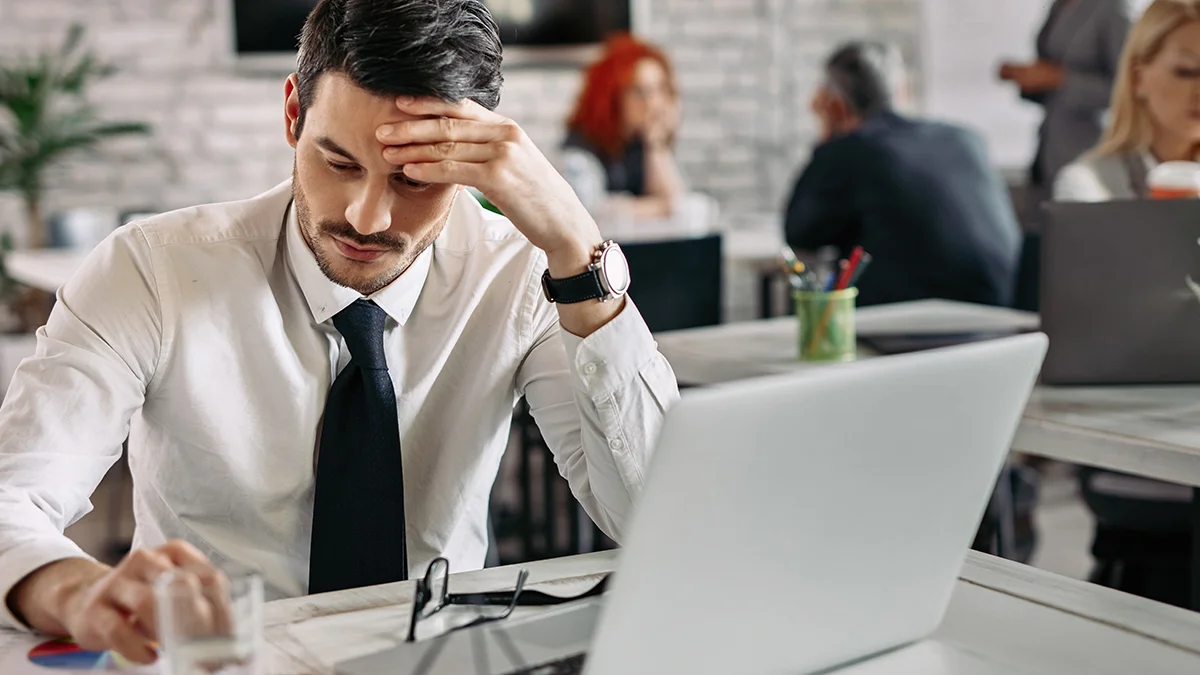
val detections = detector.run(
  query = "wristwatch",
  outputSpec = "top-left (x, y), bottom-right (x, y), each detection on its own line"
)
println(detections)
top-left (541, 240), bottom-right (631, 304)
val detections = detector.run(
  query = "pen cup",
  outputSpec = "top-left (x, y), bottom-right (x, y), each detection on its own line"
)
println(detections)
top-left (794, 288), bottom-right (858, 362)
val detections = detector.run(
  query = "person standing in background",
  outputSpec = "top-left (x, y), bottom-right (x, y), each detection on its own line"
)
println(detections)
top-left (1056, 0), bottom-right (1200, 201)
top-left (1052, 0), bottom-right (1200, 609)
top-left (560, 34), bottom-right (687, 220)
top-left (784, 42), bottom-right (1022, 308)
top-left (999, 0), bottom-right (1138, 210)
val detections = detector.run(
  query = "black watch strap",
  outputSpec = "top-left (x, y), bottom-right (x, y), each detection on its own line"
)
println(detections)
top-left (542, 268), bottom-right (606, 304)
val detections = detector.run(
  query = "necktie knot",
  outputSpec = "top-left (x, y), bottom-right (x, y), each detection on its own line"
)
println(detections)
top-left (332, 299), bottom-right (388, 370)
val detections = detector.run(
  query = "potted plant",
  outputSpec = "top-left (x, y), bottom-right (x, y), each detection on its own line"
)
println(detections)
top-left (0, 24), bottom-right (149, 335)
top-left (0, 23), bottom-right (150, 249)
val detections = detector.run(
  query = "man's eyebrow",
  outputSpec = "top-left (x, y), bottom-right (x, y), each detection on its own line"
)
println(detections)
top-left (316, 137), bottom-right (359, 162)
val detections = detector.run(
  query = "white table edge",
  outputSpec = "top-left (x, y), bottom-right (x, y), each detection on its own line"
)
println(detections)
top-left (261, 550), bottom-right (1200, 674)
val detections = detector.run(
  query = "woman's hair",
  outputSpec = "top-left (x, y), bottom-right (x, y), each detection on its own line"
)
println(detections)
top-left (567, 33), bottom-right (676, 160)
top-left (1095, 0), bottom-right (1200, 156)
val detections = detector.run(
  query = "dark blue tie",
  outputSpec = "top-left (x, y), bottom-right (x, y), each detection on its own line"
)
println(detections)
top-left (308, 299), bottom-right (408, 594)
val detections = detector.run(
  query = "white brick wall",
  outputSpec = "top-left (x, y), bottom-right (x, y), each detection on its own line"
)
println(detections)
top-left (0, 0), bottom-right (923, 239)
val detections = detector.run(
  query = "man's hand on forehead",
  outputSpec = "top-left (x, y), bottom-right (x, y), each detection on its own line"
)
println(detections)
top-left (376, 96), bottom-right (601, 262)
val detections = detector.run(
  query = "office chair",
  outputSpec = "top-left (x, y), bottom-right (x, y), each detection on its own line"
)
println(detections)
top-left (621, 234), bottom-right (723, 332)
top-left (1012, 230), bottom-right (1041, 312)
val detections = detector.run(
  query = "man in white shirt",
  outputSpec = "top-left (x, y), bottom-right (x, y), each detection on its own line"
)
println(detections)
top-left (0, 0), bottom-right (678, 662)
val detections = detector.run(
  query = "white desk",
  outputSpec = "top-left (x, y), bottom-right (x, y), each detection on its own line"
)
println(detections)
top-left (655, 300), bottom-right (1200, 487)
top-left (4, 249), bottom-right (89, 295)
top-left (653, 299), bottom-right (1200, 608)
top-left (263, 551), bottom-right (1200, 673)
top-left (0, 552), bottom-right (1196, 674)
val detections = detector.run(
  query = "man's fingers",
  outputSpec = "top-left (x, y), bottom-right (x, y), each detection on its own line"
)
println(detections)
top-left (156, 540), bottom-right (212, 569)
top-left (394, 96), bottom-right (502, 122)
top-left (76, 605), bottom-right (157, 665)
top-left (383, 141), bottom-right (497, 166)
top-left (377, 117), bottom-right (507, 146)
top-left (159, 570), bottom-right (218, 637)
top-left (191, 567), bottom-right (234, 636)
top-left (120, 548), bottom-right (173, 582)
top-left (401, 160), bottom-right (484, 186)
top-left (105, 576), bottom-right (160, 642)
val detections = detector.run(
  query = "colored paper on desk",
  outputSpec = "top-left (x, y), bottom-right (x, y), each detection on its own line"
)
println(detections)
top-left (28, 639), bottom-right (122, 670)
top-left (0, 631), bottom-right (152, 675)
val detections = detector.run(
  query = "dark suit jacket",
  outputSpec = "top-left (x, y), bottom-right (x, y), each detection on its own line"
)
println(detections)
top-left (784, 113), bottom-right (1022, 307)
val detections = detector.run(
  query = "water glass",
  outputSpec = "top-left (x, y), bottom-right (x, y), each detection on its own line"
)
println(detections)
top-left (155, 567), bottom-right (263, 675)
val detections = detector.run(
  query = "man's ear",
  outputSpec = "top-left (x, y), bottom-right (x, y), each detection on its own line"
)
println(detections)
top-left (285, 73), bottom-right (301, 149)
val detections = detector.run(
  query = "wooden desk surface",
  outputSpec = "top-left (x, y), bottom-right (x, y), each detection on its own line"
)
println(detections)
top-left (653, 300), bottom-right (1200, 488)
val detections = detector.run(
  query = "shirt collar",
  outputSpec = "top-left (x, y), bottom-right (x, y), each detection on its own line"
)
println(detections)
top-left (284, 202), bottom-right (433, 326)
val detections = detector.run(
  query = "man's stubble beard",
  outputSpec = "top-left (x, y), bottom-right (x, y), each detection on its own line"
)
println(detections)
top-left (292, 171), bottom-right (448, 296)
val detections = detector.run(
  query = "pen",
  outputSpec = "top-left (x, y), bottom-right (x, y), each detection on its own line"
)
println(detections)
top-left (847, 252), bottom-right (872, 288)
top-left (825, 261), bottom-right (847, 292)
top-left (835, 246), bottom-right (864, 291)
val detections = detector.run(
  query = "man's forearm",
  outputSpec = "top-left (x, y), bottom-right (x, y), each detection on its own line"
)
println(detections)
top-left (7, 558), bottom-right (109, 635)
top-left (546, 242), bottom-right (625, 338)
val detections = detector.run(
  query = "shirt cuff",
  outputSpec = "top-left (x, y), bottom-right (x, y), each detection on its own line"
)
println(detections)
top-left (559, 298), bottom-right (660, 396)
top-left (0, 539), bottom-right (93, 630)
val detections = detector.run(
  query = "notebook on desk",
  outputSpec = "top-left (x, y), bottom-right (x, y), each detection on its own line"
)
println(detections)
top-left (858, 329), bottom-right (1028, 355)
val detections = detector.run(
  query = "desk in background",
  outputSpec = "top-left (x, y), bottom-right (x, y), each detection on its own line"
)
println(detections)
top-left (653, 300), bottom-right (1200, 610)
top-left (4, 249), bottom-right (89, 295)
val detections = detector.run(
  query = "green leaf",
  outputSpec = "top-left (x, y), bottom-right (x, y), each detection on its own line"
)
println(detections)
top-left (0, 24), bottom-right (151, 205)
top-left (60, 23), bottom-right (85, 60)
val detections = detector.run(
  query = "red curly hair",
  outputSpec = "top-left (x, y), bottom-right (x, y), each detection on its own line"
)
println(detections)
top-left (567, 33), bottom-right (677, 161)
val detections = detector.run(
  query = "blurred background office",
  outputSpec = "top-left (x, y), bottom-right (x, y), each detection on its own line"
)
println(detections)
top-left (783, 42), bottom-right (1022, 308)
top-left (559, 34), bottom-right (687, 221)
top-left (1051, 0), bottom-right (1200, 609)
top-left (999, 0), bottom-right (1138, 216)
top-left (1056, 0), bottom-right (1200, 201)
top-left (0, 0), bottom-right (1180, 600)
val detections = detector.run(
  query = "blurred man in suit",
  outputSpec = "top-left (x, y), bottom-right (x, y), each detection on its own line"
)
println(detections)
top-left (785, 42), bottom-right (1022, 307)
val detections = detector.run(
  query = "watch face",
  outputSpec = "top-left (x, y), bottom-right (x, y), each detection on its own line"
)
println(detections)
top-left (601, 243), bottom-right (631, 296)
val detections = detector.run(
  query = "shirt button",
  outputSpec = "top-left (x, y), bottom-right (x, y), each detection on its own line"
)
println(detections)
top-left (583, 363), bottom-right (599, 375)
top-left (608, 438), bottom-right (625, 451)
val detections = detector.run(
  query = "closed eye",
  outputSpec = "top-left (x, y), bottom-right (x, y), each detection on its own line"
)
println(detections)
top-left (393, 171), bottom-right (432, 189)
top-left (326, 160), bottom-right (361, 175)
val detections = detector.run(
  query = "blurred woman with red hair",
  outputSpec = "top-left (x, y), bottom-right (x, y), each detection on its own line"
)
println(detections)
top-left (561, 33), bottom-right (687, 219)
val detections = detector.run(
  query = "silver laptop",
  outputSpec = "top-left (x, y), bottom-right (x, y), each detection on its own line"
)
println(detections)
top-left (338, 334), bottom-right (1048, 675)
top-left (1041, 200), bottom-right (1200, 385)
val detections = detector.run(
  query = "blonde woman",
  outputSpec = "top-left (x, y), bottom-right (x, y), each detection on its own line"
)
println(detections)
top-left (1055, 0), bottom-right (1200, 201)
top-left (1000, 0), bottom-right (1136, 206)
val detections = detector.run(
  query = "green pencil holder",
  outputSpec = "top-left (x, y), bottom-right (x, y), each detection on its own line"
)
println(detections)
top-left (794, 288), bottom-right (858, 362)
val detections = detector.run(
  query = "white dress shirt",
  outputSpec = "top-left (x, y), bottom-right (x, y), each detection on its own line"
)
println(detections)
top-left (0, 180), bottom-right (679, 629)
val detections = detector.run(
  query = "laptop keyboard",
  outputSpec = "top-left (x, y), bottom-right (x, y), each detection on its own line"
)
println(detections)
top-left (502, 653), bottom-right (586, 675)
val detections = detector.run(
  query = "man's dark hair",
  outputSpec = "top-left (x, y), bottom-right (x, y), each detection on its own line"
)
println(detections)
top-left (824, 41), bottom-right (905, 119)
top-left (295, 0), bottom-right (504, 137)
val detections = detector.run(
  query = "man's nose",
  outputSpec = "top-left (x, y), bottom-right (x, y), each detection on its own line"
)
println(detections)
top-left (346, 182), bottom-right (393, 236)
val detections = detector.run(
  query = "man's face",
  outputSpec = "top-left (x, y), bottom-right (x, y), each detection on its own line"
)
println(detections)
top-left (285, 72), bottom-right (459, 295)
top-left (810, 83), bottom-right (841, 141)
